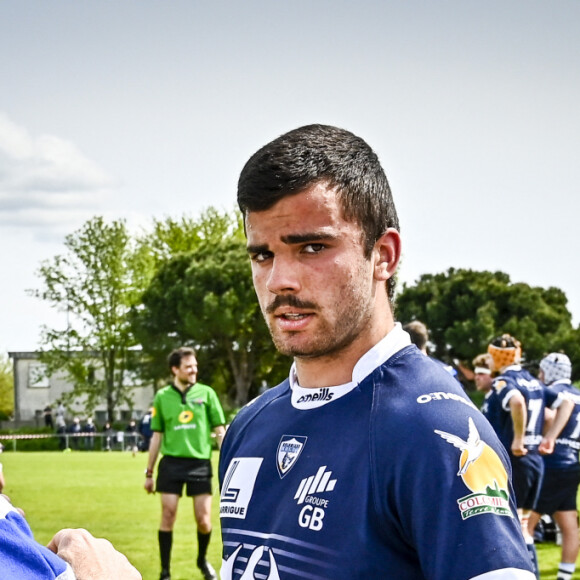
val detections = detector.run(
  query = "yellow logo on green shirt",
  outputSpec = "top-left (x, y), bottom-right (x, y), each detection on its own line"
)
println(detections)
top-left (179, 410), bottom-right (194, 423)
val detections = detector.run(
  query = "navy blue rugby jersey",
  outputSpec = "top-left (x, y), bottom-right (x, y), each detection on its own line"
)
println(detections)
top-left (481, 388), bottom-right (501, 426)
top-left (219, 327), bottom-right (534, 580)
top-left (544, 380), bottom-right (580, 469)
top-left (489, 366), bottom-right (545, 455)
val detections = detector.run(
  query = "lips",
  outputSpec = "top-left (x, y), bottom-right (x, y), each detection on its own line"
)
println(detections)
top-left (280, 313), bottom-right (307, 320)
top-left (274, 311), bottom-right (313, 331)
top-left (267, 297), bottom-right (318, 333)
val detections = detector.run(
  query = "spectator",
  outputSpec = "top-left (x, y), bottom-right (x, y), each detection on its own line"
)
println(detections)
top-left (139, 408), bottom-right (153, 452)
top-left (125, 420), bottom-right (139, 456)
top-left (68, 418), bottom-right (82, 451)
top-left (55, 415), bottom-right (67, 451)
top-left (43, 405), bottom-right (54, 429)
top-left (102, 422), bottom-right (115, 452)
top-left (55, 401), bottom-right (65, 421)
top-left (83, 418), bottom-right (96, 451)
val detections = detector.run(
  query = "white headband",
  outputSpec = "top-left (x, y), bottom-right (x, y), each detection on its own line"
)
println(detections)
top-left (474, 367), bottom-right (492, 375)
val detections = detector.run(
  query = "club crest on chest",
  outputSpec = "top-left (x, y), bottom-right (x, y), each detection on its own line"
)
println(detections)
top-left (277, 435), bottom-right (307, 478)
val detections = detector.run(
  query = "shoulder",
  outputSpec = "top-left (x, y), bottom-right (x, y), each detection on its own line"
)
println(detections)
top-left (154, 385), bottom-right (174, 400)
top-left (368, 351), bottom-right (513, 522)
top-left (224, 381), bottom-right (290, 441)
top-left (194, 382), bottom-right (211, 389)
top-left (193, 382), bottom-right (217, 395)
top-left (369, 348), bottom-right (483, 442)
top-left (428, 356), bottom-right (458, 377)
top-left (369, 350), bottom-right (507, 471)
top-left (563, 382), bottom-right (580, 396)
top-left (234, 381), bottom-right (289, 421)
top-left (492, 373), bottom-right (516, 394)
top-left (504, 368), bottom-right (542, 390)
top-left (545, 383), bottom-right (565, 395)
top-left (372, 345), bottom-right (470, 401)
top-left (557, 383), bottom-right (580, 405)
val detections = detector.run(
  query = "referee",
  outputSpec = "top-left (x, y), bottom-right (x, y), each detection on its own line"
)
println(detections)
top-left (144, 347), bottom-right (226, 580)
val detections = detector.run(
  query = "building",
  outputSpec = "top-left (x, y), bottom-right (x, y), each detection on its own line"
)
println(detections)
top-left (8, 351), bottom-right (154, 427)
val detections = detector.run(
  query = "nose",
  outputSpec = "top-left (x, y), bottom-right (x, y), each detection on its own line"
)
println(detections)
top-left (265, 256), bottom-right (300, 295)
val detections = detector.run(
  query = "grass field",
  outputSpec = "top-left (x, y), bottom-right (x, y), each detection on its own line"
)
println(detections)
top-left (0, 451), bottom-right (569, 579)
top-left (1, 451), bottom-right (222, 580)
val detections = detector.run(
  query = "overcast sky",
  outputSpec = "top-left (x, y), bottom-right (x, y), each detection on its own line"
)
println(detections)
top-left (1, 1), bottom-right (579, 354)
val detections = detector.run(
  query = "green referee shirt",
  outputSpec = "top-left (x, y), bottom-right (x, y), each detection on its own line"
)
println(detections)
top-left (151, 382), bottom-right (225, 459)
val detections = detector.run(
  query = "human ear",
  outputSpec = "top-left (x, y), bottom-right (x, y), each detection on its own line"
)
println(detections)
top-left (373, 228), bottom-right (401, 282)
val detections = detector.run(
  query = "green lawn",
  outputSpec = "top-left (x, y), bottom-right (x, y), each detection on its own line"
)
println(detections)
top-left (0, 451), bottom-right (569, 579)
top-left (1, 451), bottom-right (223, 580)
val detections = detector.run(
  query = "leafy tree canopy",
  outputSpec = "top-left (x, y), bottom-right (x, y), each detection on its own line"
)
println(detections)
top-left (29, 217), bottom-right (153, 421)
top-left (133, 209), bottom-right (288, 407)
top-left (396, 268), bottom-right (579, 379)
top-left (0, 353), bottom-right (14, 420)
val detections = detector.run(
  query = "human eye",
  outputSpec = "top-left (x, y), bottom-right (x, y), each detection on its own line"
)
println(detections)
top-left (250, 250), bottom-right (273, 263)
top-left (302, 243), bottom-right (325, 254)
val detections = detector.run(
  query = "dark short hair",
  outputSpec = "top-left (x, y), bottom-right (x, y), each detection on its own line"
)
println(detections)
top-left (237, 124), bottom-right (400, 302)
top-left (168, 347), bottom-right (196, 371)
top-left (403, 321), bottom-right (429, 351)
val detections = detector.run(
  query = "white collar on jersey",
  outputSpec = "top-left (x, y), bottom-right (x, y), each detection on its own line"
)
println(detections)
top-left (289, 322), bottom-right (412, 410)
top-left (501, 364), bottom-right (522, 373)
top-left (550, 378), bottom-right (572, 386)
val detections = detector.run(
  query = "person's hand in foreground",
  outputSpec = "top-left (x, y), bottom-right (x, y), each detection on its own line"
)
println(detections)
top-left (47, 528), bottom-right (142, 580)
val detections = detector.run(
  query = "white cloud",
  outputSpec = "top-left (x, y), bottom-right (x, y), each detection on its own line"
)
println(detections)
top-left (0, 113), bottom-right (115, 232)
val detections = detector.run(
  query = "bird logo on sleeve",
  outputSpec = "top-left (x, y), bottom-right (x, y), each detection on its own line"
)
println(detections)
top-left (435, 417), bottom-right (512, 520)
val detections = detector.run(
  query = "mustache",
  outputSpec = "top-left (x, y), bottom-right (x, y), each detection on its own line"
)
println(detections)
top-left (266, 295), bottom-right (318, 314)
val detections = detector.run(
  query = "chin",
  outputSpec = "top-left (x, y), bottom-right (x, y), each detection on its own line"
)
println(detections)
top-left (274, 339), bottom-right (331, 359)
top-left (273, 338), bottom-right (311, 358)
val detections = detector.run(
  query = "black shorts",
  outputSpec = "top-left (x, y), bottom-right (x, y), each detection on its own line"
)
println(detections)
top-left (156, 456), bottom-right (213, 497)
top-left (535, 466), bottom-right (580, 515)
top-left (510, 453), bottom-right (544, 510)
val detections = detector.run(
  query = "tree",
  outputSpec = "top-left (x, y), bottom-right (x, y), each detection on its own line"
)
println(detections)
top-left (396, 268), bottom-right (579, 378)
top-left (144, 208), bottom-right (234, 264)
top-left (133, 210), bottom-right (288, 407)
top-left (0, 353), bottom-right (14, 420)
top-left (550, 325), bottom-right (580, 383)
top-left (30, 217), bottom-right (153, 421)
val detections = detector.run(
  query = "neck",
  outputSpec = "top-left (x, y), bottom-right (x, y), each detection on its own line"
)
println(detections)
top-left (295, 314), bottom-right (395, 388)
top-left (173, 379), bottom-right (190, 392)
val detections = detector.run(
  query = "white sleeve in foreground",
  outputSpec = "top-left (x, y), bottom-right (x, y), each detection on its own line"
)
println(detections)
top-left (56, 563), bottom-right (77, 580)
top-left (470, 569), bottom-right (536, 580)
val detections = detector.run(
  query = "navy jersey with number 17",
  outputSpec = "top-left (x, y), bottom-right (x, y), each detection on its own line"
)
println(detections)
top-left (488, 366), bottom-right (545, 455)
top-left (544, 380), bottom-right (580, 469)
top-left (219, 328), bottom-right (534, 580)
